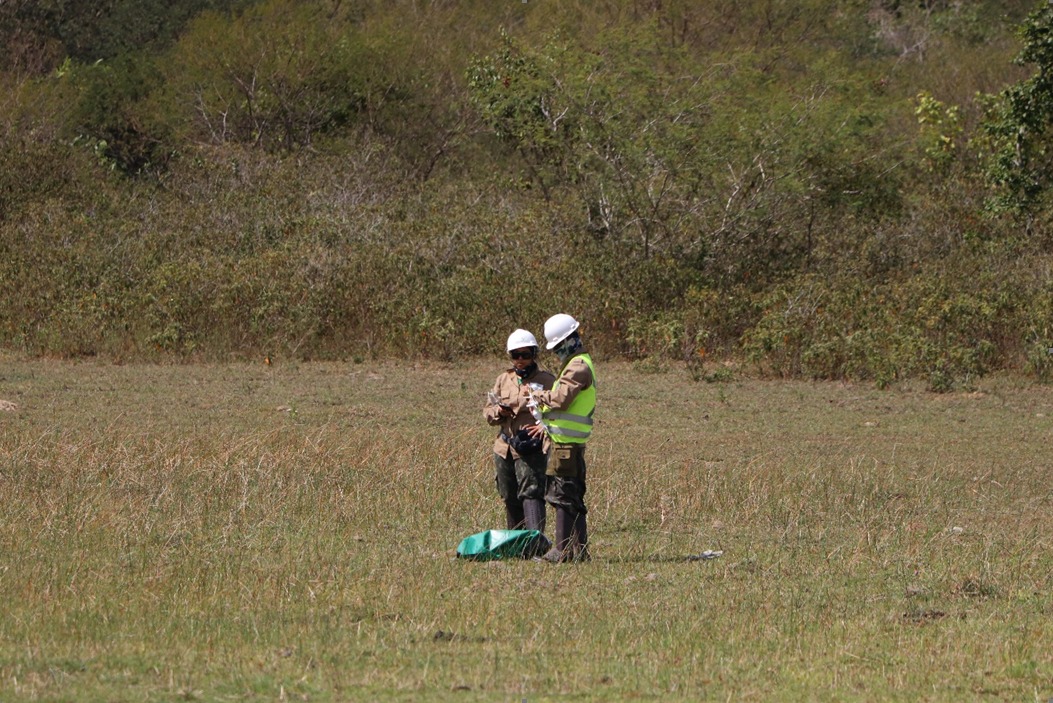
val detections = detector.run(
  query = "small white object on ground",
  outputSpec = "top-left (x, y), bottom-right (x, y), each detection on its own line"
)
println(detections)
top-left (688, 550), bottom-right (723, 561)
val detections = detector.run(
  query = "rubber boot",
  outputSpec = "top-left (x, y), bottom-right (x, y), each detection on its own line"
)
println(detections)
top-left (523, 498), bottom-right (547, 534)
top-left (541, 508), bottom-right (573, 563)
top-left (505, 502), bottom-right (525, 530)
top-left (522, 498), bottom-right (550, 557)
top-left (572, 512), bottom-right (590, 562)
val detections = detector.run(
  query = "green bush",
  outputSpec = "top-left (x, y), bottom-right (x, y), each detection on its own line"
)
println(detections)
top-left (65, 54), bottom-right (171, 175)
top-left (741, 261), bottom-right (1030, 389)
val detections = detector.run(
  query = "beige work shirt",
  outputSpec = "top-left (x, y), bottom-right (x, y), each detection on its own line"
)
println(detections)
top-left (483, 364), bottom-right (556, 459)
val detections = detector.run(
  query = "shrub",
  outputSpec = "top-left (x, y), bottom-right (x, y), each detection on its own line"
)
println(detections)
top-left (741, 259), bottom-right (1030, 389)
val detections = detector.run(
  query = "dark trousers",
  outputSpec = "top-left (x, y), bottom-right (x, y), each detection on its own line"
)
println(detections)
top-left (494, 451), bottom-right (548, 504)
top-left (545, 444), bottom-right (587, 515)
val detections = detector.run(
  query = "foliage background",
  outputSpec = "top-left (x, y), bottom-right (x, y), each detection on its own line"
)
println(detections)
top-left (3, 0), bottom-right (1053, 389)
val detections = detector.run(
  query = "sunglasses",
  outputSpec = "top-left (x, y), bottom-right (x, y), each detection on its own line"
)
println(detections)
top-left (509, 349), bottom-right (535, 360)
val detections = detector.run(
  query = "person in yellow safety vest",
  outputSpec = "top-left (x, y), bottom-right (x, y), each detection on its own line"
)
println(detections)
top-left (484, 329), bottom-right (556, 535)
top-left (522, 313), bottom-right (595, 563)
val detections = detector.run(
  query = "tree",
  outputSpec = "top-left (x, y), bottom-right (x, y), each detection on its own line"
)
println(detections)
top-left (981, 1), bottom-right (1053, 217)
top-left (467, 24), bottom-right (898, 284)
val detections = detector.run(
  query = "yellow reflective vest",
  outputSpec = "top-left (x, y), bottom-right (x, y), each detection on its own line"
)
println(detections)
top-left (543, 354), bottom-right (596, 445)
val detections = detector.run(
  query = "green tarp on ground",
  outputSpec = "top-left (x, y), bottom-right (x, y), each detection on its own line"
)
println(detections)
top-left (456, 529), bottom-right (551, 561)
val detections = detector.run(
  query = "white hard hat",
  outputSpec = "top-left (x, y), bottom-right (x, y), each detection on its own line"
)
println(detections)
top-left (506, 328), bottom-right (539, 352)
top-left (543, 313), bottom-right (580, 350)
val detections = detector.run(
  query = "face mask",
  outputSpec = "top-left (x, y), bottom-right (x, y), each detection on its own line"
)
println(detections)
top-left (554, 334), bottom-right (582, 364)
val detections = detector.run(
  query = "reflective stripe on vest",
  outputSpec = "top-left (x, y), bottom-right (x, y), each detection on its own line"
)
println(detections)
top-left (543, 354), bottom-right (596, 445)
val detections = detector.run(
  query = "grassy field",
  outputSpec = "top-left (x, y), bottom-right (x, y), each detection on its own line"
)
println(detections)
top-left (1, 354), bottom-right (1051, 702)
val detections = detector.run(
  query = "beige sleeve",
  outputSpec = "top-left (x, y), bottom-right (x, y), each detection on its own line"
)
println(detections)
top-left (532, 360), bottom-right (591, 411)
top-left (483, 376), bottom-right (506, 425)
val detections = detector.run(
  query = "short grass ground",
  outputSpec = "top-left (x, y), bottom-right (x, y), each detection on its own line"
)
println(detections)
top-left (1, 354), bottom-right (1051, 702)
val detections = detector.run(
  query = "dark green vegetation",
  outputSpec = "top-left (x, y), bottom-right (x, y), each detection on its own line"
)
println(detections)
top-left (1, 358), bottom-right (1051, 701)
top-left (5, 1), bottom-right (1053, 388)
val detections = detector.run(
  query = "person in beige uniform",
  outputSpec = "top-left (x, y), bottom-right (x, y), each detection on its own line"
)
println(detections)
top-left (483, 329), bottom-right (556, 533)
top-left (522, 313), bottom-right (596, 563)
